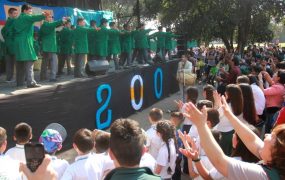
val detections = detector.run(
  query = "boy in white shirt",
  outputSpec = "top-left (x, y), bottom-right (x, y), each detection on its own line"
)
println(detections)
top-left (0, 127), bottom-right (21, 180)
top-left (145, 108), bottom-right (164, 159)
top-left (61, 128), bottom-right (112, 180)
top-left (92, 129), bottom-right (115, 179)
top-left (39, 123), bottom-right (69, 179)
top-left (6, 122), bottom-right (32, 163)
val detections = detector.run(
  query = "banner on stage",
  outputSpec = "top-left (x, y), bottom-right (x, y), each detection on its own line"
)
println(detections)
top-left (0, 0), bottom-right (113, 26)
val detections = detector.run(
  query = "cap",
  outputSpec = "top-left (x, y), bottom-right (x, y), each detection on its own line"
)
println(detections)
top-left (45, 123), bottom-right (67, 142)
top-left (39, 129), bottom-right (63, 153)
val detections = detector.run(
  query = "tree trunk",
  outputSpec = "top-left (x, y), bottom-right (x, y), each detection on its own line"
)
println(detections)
top-left (237, 0), bottom-right (253, 54)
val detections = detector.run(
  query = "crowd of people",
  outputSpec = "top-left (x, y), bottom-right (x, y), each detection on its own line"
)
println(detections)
top-left (0, 4), bottom-right (179, 88)
top-left (1, 46), bottom-right (285, 179)
top-left (1, 3), bottom-right (285, 180)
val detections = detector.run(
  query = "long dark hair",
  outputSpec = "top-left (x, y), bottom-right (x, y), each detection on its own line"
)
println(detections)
top-left (231, 125), bottom-right (260, 163)
top-left (226, 84), bottom-right (243, 116)
top-left (186, 86), bottom-right (199, 104)
top-left (203, 84), bottom-right (215, 105)
top-left (239, 83), bottom-right (257, 125)
top-left (156, 120), bottom-right (176, 175)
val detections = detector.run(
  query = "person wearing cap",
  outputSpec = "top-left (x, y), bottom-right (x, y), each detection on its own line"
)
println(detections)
top-left (39, 124), bottom-right (69, 179)
top-left (39, 14), bottom-right (65, 82)
top-left (13, 4), bottom-right (48, 88)
top-left (62, 128), bottom-right (114, 180)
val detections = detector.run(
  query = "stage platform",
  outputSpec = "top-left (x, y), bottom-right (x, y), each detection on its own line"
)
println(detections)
top-left (0, 60), bottom-right (179, 150)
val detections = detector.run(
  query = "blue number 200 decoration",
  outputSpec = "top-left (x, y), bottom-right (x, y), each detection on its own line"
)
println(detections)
top-left (96, 84), bottom-right (112, 129)
top-left (154, 68), bottom-right (163, 99)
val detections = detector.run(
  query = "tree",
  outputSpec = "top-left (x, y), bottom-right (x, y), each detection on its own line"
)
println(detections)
top-left (144, 0), bottom-right (285, 52)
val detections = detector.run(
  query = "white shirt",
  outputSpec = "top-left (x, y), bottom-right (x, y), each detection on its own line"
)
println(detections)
top-left (156, 139), bottom-right (177, 179)
top-left (251, 84), bottom-right (266, 115)
top-left (177, 60), bottom-right (193, 74)
top-left (181, 104), bottom-right (193, 125)
top-left (0, 155), bottom-right (21, 180)
top-left (140, 152), bottom-right (156, 172)
top-left (146, 124), bottom-right (163, 159)
top-left (61, 153), bottom-right (113, 180)
top-left (215, 104), bottom-right (243, 132)
top-left (51, 156), bottom-right (69, 179)
top-left (5, 144), bottom-right (26, 163)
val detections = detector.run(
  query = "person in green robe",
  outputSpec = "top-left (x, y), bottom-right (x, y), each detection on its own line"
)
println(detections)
top-left (1, 8), bottom-right (18, 82)
top-left (88, 20), bottom-right (97, 61)
top-left (58, 20), bottom-right (73, 75)
top-left (108, 22), bottom-right (121, 70)
top-left (73, 17), bottom-right (97, 78)
top-left (39, 14), bottom-right (64, 81)
top-left (120, 24), bottom-right (133, 66)
top-left (165, 28), bottom-right (180, 60)
top-left (149, 26), bottom-right (167, 62)
top-left (94, 18), bottom-right (109, 60)
top-left (13, 4), bottom-right (47, 88)
top-left (133, 23), bottom-right (153, 65)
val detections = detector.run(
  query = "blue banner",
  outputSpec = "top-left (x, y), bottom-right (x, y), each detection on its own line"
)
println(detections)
top-left (0, 0), bottom-right (113, 26)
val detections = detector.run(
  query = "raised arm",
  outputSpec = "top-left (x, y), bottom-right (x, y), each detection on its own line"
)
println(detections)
top-left (184, 103), bottom-right (230, 177)
top-left (221, 96), bottom-right (264, 158)
top-left (179, 133), bottom-right (212, 180)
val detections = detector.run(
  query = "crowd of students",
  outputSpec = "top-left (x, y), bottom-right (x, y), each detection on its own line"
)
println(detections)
top-left (0, 4), bottom-right (179, 88)
top-left (1, 61), bottom-right (285, 179)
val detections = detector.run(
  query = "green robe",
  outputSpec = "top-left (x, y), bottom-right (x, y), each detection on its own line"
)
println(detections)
top-left (13, 13), bottom-right (45, 61)
top-left (1, 17), bottom-right (16, 55)
top-left (150, 31), bottom-right (167, 49)
top-left (59, 27), bottom-right (73, 55)
top-left (88, 27), bottom-right (97, 55)
top-left (165, 32), bottom-right (179, 50)
top-left (133, 29), bottom-right (152, 49)
top-left (94, 26), bottom-right (109, 57)
top-left (73, 26), bottom-right (94, 54)
top-left (39, 20), bottom-right (63, 53)
top-left (120, 30), bottom-right (133, 53)
top-left (108, 29), bottom-right (121, 55)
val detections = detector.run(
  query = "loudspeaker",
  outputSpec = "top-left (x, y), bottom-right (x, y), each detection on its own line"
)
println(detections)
top-left (85, 60), bottom-right (109, 76)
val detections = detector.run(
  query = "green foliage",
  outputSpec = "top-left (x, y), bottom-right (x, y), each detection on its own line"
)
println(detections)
top-left (143, 0), bottom-right (285, 51)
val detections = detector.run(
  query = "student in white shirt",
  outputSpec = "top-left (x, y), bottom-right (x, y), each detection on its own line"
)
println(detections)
top-left (0, 127), bottom-right (21, 180)
top-left (92, 129), bottom-right (115, 179)
top-left (155, 120), bottom-right (177, 180)
top-left (39, 127), bottom-right (69, 179)
top-left (145, 108), bottom-right (164, 159)
top-left (61, 128), bottom-right (112, 180)
top-left (6, 122), bottom-right (33, 163)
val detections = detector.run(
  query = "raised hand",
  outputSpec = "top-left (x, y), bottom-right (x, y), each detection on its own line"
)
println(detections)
top-left (179, 135), bottom-right (199, 160)
top-left (221, 95), bottom-right (232, 117)
top-left (184, 102), bottom-right (208, 127)
top-left (213, 90), bottom-right (222, 108)
top-left (174, 100), bottom-right (184, 110)
top-left (20, 155), bottom-right (57, 180)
